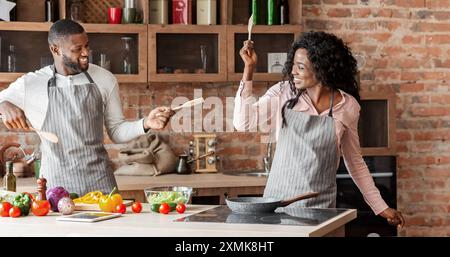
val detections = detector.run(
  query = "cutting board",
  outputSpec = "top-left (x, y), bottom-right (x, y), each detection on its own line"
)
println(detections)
top-left (74, 200), bottom-right (133, 211)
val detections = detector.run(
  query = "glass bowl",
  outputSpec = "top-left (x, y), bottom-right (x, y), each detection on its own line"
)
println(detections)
top-left (144, 186), bottom-right (193, 205)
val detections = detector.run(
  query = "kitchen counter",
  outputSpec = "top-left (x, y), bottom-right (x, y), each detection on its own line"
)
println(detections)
top-left (10, 173), bottom-right (268, 204)
top-left (0, 204), bottom-right (356, 237)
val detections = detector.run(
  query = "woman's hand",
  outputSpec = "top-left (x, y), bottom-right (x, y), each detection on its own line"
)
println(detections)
top-left (239, 40), bottom-right (257, 67)
top-left (379, 208), bottom-right (405, 229)
top-left (240, 40), bottom-right (257, 81)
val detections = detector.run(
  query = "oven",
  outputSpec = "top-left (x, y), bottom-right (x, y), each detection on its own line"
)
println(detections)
top-left (336, 156), bottom-right (397, 237)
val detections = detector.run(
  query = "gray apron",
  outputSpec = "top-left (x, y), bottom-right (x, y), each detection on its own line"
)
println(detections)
top-left (264, 90), bottom-right (338, 209)
top-left (39, 66), bottom-right (117, 196)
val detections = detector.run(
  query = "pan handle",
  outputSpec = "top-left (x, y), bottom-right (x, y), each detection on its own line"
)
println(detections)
top-left (279, 192), bottom-right (320, 207)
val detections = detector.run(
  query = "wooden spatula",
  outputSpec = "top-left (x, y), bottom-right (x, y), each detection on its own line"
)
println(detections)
top-left (171, 97), bottom-right (205, 111)
top-left (0, 115), bottom-right (59, 143)
top-left (248, 14), bottom-right (254, 41)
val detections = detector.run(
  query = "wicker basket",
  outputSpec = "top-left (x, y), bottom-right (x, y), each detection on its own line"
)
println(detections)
top-left (82, 0), bottom-right (124, 23)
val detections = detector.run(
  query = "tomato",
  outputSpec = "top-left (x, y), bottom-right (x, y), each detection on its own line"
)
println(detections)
top-left (115, 203), bottom-right (127, 214)
top-left (159, 203), bottom-right (170, 214)
top-left (131, 201), bottom-right (142, 213)
top-left (0, 202), bottom-right (13, 217)
top-left (176, 203), bottom-right (186, 214)
top-left (9, 206), bottom-right (21, 218)
top-left (31, 200), bottom-right (51, 216)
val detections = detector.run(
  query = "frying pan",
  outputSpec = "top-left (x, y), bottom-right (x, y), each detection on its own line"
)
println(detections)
top-left (225, 192), bottom-right (319, 214)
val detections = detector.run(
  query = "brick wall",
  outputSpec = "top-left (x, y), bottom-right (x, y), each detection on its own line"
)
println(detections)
top-left (0, 0), bottom-right (448, 236)
top-left (301, 0), bottom-right (449, 236)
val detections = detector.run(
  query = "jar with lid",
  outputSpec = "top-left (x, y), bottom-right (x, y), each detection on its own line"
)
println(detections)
top-left (70, 0), bottom-right (85, 23)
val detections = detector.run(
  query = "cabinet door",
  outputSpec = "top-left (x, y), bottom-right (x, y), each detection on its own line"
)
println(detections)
top-left (148, 24), bottom-right (226, 82)
top-left (0, 22), bottom-right (52, 82)
top-left (360, 86), bottom-right (397, 155)
top-left (0, 22), bottom-right (147, 83)
top-left (84, 24), bottom-right (148, 83)
top-left (227, 25), bottom-right (301, 82)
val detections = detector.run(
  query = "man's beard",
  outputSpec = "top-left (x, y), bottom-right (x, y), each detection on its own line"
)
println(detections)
top-left (62, 54), bottom-right (88, 74)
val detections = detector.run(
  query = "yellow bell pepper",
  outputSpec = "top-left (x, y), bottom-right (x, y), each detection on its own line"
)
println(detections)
top-left (98, 187), bottom-right (123, 212)
top-left (73, 191), bottom-right (103, 204)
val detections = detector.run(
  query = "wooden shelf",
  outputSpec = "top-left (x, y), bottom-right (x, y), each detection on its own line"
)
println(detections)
top-left (148, 24), bottom-right (227, 82)
top-left (226, 24), bottom-right (302, 82)
top-left (59, 0), bottom-right (149, 24)
top-left (0, 22), bottom-right (147, 83)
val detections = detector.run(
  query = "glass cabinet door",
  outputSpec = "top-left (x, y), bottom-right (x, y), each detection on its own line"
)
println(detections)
top-left (148, 25), bottom-right (226, 82)
top-left (0, 30), bottom-right (51, 73)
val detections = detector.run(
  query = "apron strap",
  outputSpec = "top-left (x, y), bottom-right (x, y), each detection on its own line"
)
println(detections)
top-left (47, 65), bottom-right (95, 88)
top-left (83, 71), bottom-right (95, 84)
top-left (328, 89), bottom-right (334, 117)
top-left (47, 65), bottom-right (57, 88)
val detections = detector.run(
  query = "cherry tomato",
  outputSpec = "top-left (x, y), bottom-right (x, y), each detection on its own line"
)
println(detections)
top-left (0, 202), bottom-right (13, 217)
top-left (31, 200), bottom-right (51, 216)
top-left (159, 203), bottom-right (170, 214)
top-left (176, 203), bottom-right (186, 214)
top-left (131, 201), bottom-right (142, 213)
top-left (9, 206), bottom-right (21, 218)
top-left (115, 203), bottom-right (127, 214)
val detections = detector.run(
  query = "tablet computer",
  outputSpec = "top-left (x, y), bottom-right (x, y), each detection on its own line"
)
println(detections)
top-left (56, 212), bottom-right (122, 223)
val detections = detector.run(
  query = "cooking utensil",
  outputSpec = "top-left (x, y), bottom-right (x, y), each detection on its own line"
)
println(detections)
top-left (247, 14), bottom-right (254, 41)
top-left (186, 151), bottom-right (214, 164)
top-left (0, 115), bottom-right (58, 143)
top-left (225, 192), bottom-right (319, 214)
top-left (29, 127), bottom-right (59, 143)
top-left (171, 97), bottom-right (204, 111)
top-left (176, 154), bottom-right (191, 174)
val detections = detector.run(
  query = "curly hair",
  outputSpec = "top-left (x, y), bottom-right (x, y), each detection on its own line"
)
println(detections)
top-left (281, 31), bottom-right (360, 127)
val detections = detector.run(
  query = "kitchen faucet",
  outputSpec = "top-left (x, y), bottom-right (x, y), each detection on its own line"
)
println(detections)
top-left (263, 142), bottom-right (272, 174)
top-left (263, 130), bottom-right (274, 174)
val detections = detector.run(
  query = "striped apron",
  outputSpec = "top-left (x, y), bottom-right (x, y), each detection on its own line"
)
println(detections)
top-left (264, 90), bottom-right (338, 209)
top-left (39, 66), bottom-right (117, 196)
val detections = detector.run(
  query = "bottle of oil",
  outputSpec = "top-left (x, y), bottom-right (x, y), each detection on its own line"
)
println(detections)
top-left (3, 161), bottom-right (16, 192)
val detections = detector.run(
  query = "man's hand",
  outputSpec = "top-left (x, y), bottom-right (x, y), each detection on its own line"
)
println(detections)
top-left (144, 106), bottom-right (174, 131)
top-left (380, 207), bottom-right (405, 229)
top-left (0, 101), bottom-right (30, 130)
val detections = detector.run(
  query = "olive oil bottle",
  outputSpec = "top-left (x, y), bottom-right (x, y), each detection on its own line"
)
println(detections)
top-left (3, 161), bottom-right (16, 192)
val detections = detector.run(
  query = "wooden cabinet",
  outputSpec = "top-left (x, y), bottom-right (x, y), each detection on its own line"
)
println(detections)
top-left (227, 24), bottom-right (301, 82)
top-left (0, 22), bottom-right (148, 83)
top-left (84, 24), bottom-right (148, 83)
top-left (0, 0), bottom-right (303, 83)
top-left (148, 24), bottom-right (227, 82)
top-left (0, 22), bottom-right (52, 82)
top-left (359, 86), bottom-right (397, 156)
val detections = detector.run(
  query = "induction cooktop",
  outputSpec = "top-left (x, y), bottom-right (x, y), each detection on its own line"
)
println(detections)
top-left (175, 206), bottom-right (348, 226)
